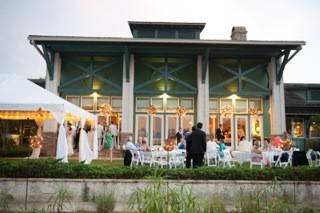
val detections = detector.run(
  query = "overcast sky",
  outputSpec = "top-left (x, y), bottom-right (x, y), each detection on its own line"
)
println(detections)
top-left (0, 0), bottom-right (319, 83)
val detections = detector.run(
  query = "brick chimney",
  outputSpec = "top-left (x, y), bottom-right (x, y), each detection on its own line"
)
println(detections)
top-left (231, 26), bottom-right (247, 41)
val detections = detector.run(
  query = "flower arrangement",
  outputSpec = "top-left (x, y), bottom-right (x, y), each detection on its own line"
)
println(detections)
top-left (176, 106), bottom-right (186, 117)
top-left (163, 138), bottom-right (175, 151)
top-left (29, 135), bottom-right (43, 149)
top-left (147, 105), bottom-right (157, 116)
top-left (249, 107), bottom-right (261, 116)
top-left (221, 105), bottom-right (233, 118)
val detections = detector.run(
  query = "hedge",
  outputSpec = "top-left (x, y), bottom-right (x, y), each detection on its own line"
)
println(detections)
top-left (0, 146), bottom-right (32, 157)
top-left (0, 159), bottom-right (320, 180)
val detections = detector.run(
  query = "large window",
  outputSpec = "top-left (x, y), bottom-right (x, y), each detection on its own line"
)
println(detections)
top-left (81, 97), bottom-right (94, 111)
top-left (151, 98), bottom-right (164, 112)
top-left (66, 96), bottom-right (81, 107)
top-left (292, 118), bottom-right (304, 138)
top-left (209, 98), bottom-right (219, 113)
top-left (310, 122), bottom-right (320, 138)
top-left (235, 99), bottom-right (248, 113)
top-left (181, 98), bottom-right (194, 112)
top-left (136, 97), bottom-right (150, 112)
top-left (167, 98), bottom-right (179, 112)
top-left (65, 95), bottom-right (121, 113)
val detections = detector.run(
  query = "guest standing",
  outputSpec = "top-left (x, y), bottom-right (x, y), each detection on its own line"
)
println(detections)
top-left (104, 128), bottom-right (113, 162)
top-left (215, 124), bottom-right (223, 141)
top-left (175, 128), bottom-right (183, 144)
top-left (109, 121), bottom-right (118, 149)
top-left (186, 123), bottom-right (207, 168)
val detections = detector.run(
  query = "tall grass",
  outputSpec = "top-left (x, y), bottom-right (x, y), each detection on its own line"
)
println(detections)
top-left (47, 185), bottom-right (73, 213)
top-left (0, 191), bottom-right (13, 212)
top-left (94, 191), bottom-right (116, 213)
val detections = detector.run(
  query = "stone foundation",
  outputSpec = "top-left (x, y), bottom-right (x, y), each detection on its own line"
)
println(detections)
top-left (42, 132), bottom-right (57, 156)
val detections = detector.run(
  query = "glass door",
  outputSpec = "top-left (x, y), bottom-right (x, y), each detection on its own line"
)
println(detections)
top-left (220, 116), bottom-right (233, 147)
top-left (181, 115), bottom-right (194, 133)
top-left (166, 115), bottom-right (179, 139)
top-left (235, 115), bottom-right (249, 149)
top-left (150, 115), bottom-right (164, 146)
top-left (135, 114), bottom-right (149, 144)
top-left (250, 115), bottom-right (263, 141)
top-left (209, 115), bottom-right (219, 137)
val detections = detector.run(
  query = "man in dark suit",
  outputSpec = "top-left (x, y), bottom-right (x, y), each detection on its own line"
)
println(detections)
top-left (175, 128), bottom-right (182, 144)
top-left (186, 122), bottom-right (207, 168)
top-left (215, 124), bottom-right (223, 141)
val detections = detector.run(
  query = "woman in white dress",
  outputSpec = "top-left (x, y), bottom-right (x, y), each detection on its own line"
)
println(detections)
top-left (66, 121), bottom-right (75, 156)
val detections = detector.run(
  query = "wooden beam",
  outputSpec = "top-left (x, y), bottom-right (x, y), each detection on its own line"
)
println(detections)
top-left (238, 60), bottom-right (242, 92)
top-left (94, 73), bottom-right (121, 90)
top-left (242, 76), bottom-right (270, 92)
top-left (210, 76), bottom-right (238, 92)
top-left (215, 63), bottom-right (238, 76)
top-left (41, 44), bottom-right (55, 80)
top-left (276, 49), bottom-right (290, 83)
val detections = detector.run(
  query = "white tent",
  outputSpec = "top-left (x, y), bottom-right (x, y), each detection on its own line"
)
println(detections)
top-left (0, 74), bottom-right (98, 163)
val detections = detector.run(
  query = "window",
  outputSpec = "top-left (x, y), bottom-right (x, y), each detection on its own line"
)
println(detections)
top-left (249, 99), bottom-right (262, 113)
top-left (167, 98), bottom-right (179, 112)
top-left (136, 97), bottom-right (150, 112)
top-left (111, 97), bottom-right (122, 112)
top-left (81, 97), bottom-right (94, 111)
top-left (66, 96), bottom-right (80, 107)
top-left (97, 96), bottom-right (109, 109)
top-left (209, 98), bottom-right (219, 113)
top-left (292, 118), bottom-right (304, 138)
top-left (309, 89), bottom-right (320, 101)
top-left (220, 99), bottom-right (232, 110)
top-left (310, 122), bottom-right (320, 138)
top-left (181, 98), bottom-right (194, 112)
top-left (151, 98), bottom-right (164, 111)
top-left (235, 99), bottom-right (248, 113)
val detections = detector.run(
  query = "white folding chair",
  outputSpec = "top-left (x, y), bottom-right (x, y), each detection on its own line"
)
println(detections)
top-left (206, 150), bottom-right (218, 167)
top-left (218, 150), bottom-right (233, 168)
top-left (168, 151), bottom-right (185, 169)
top-left (141, 151), bottom-right (154, 167)
top-left (250, 153), bottom-right (264, 169)
top-left (316, 151), bottom-right (320, 167)
top-left (275, 151), bottom-right (292, 168)
top-left (130, 150), bottom-right (141, 167)
top-left (306, 149), bottom-right (314, 166)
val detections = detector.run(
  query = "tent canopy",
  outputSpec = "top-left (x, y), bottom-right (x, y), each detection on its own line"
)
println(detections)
top-left (0, 74), bottom-right (98, 163)
top-left (0, 74), bottom-right (95, 121)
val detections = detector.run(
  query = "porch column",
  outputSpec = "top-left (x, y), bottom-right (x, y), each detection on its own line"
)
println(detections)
top-left (196, 56), bottom-right (209, 133)
top-left (43, 52), bottom-right (61, 156)
top-left (120, 54), bottom-right (134, 145)
top-left (43, 52), bottom-right (61, 133)
top-left (268, 57), bottom-right (286, 135)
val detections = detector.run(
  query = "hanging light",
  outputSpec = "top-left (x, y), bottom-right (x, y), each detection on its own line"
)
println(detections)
top-left (176, 106), bottom-right (186, 117)
top-left (147, 105), bottom-right (157, 116)
top-left (99, 104), bottom-right (113, 117)
top-left (221, 105), bottom-right (233, 118)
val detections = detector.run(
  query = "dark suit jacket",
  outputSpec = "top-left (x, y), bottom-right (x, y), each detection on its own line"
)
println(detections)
top-left (186, 129), bottom-right (207, 154)
top-left (175, 132), bottom-right (182, 143)
top-left (215, 128), bottom-right (222, 140)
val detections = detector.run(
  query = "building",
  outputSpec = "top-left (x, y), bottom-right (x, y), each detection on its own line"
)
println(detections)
top-left (285, 84), bottom-right (320, 150)
top-left (28, 21), bottom-right (305, 152)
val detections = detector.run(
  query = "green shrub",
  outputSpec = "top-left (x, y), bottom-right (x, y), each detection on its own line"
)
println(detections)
top-left (0, 159), bottom-right (320, 181)
top-left (94, 191), bottom-right (116, 213)
top-left (0, 145), bottom-right (32, 157)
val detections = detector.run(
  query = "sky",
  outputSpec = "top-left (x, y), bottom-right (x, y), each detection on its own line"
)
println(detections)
top-left (0, 0), bottom-right (319, 83)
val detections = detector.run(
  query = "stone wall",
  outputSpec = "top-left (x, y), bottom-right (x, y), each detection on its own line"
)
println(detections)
top-left (0, 178), bottom-right (319, 212)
